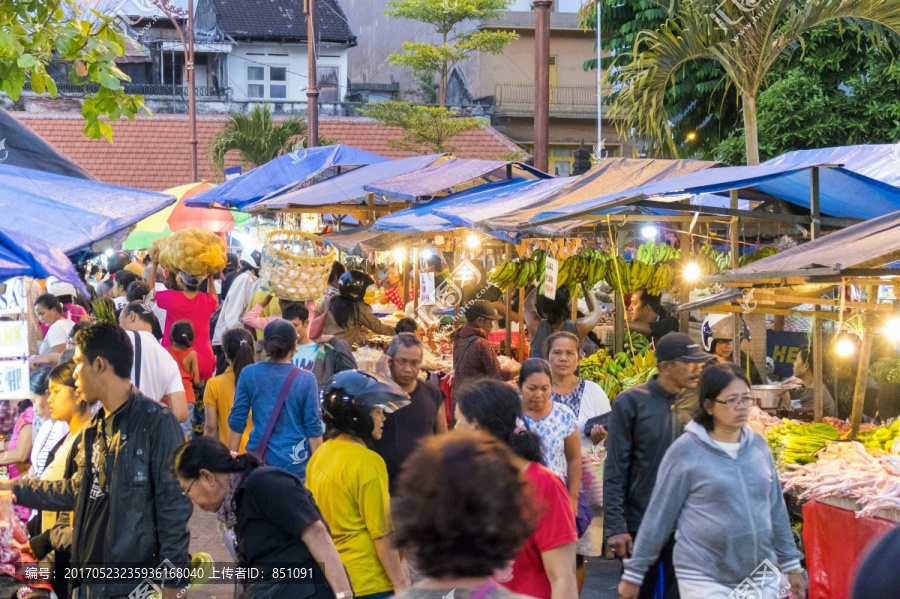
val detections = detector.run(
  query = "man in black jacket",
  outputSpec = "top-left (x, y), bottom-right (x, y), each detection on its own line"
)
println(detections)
top-left (7, 323), bottom-right (191, 599)
top-left (603, 332), bottom-right (708, 599)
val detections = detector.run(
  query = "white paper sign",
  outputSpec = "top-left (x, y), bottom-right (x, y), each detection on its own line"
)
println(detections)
top-left (543, 257), bottom-right (559, 300)
top-left (0, 360), bottom-right (28, 400)
top-left (0, 321), bottom-right (28, 359)
top-left (419, 272), bottom-right (436, 305)
top-left (0, 278), bottom-right (29, 317)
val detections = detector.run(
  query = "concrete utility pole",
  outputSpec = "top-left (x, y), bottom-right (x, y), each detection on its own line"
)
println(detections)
top-left (533, 0), bottom-right (552, 173)
top-left (596, 0), bottom-right (601, 159)
top-left (187, 0), bottom-right (197, 180)
top-left (306, 0), bottom-right (319, 147)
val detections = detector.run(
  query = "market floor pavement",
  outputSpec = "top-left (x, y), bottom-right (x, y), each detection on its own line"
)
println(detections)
top-left (184, 508), bottom-right (622, 599)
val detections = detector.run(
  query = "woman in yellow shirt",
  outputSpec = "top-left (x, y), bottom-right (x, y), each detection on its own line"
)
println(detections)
top-left (307, 370), bottom-right (411, 599)
top-left (203, 328), bottom-right (255, 452)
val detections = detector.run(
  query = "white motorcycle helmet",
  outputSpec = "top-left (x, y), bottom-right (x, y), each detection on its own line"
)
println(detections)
top-left (701, 314), bottom-right (750, 352)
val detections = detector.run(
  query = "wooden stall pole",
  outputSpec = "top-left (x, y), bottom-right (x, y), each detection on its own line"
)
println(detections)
top-left (730, 190), bottom-right (741, 366)
top-left (413, 246), bottom-right (419, 314)
top-left (401, 248), bottom-right (410, 315)
top-left (614, 232), bottom-right (626, 353)
top-left (505, 243), bottom-right (513, 358)
top-left (850, 285), bottom-right (879, 439)
top-left (813, 317), bottom-right (824, 423)
top-left (810, 166), bottom-right (825, 422)
top-left (572, 286), bottom-right (579, 320)
top-left (518, 286), bottom-right (526, 361)
top-left (678, 217), bottom-right (692, 334)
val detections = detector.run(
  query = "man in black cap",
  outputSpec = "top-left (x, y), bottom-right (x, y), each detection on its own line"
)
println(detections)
top-left (603, 332), bottom-right (709, 599)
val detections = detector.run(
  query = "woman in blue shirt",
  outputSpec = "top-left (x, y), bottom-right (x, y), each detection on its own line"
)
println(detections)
top-left (229, 320), bottom-right (324, 480)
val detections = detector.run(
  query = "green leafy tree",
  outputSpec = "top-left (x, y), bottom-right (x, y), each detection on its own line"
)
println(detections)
top-left (712, 22), bottom-right (900, 163)
top-left (359, 100), bottom-right (483, 153)
top-left (598, 0), bottom-right (900, 164)
top-left (579, 0), bottom-right (739, 159)
top-left (1, 0), bottom-right (148, 140)
top-left (385, 0), bottom-right (518, 106)
top-left (207, 103), bottom-right (308, 172)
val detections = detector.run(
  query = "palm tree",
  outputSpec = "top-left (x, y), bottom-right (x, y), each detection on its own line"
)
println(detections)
top-left (605, 0), bottom-right (900, 164)
top-left (207, 103), bottom-right (308, 172)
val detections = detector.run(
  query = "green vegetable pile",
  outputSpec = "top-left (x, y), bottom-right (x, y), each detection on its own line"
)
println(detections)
top-left (766, 420), bottom-right (840, 468)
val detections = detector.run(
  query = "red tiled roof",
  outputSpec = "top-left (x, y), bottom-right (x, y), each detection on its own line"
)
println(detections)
top-left (12, 113), bottom-right (524, 191)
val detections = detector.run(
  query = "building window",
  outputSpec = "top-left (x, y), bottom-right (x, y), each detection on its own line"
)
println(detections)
top-left (247, 65), bottom-right (287, 99)
top-left (318, 66), bottom-right (340, 103)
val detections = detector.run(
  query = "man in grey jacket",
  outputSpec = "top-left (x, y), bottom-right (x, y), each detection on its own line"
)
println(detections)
top-left (604, 332), bottom-right (708, 599)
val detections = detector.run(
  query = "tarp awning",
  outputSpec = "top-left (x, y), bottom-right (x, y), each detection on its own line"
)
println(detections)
top-left (184, 144), bottom-right (387, 210)
top-left (251, 154), bottom-right (442, 211)
top-left (323, 226), bottom-right (408, 255)
top-left (707, 209), bottom-right (900, 283)
top-left (0, 229), bottom-right (84, 288)
top-left (0, 163), bottom-right (176, 256)
top-left (485, 158), bottom-right (719, 231)
top-left (432, 177), bottom-right (574, 241)
top-left (528, 163), bottom-right (900, 233)
top-left (364, 158), bottom-right (550, 201)
top-left (763, 144), bottom-right (900, 186)
top-left (0, 107), bottom-right (93, 180)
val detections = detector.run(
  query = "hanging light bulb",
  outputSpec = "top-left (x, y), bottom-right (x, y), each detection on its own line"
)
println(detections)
top-left (683, 262), bottom-right (702, 281)
top-left (835, 337), bottom-right (856, 357)
top-left (641, 225), bottom-right (658, 239)
top-left (466, 234), bottom-right (480, 249)
top-left (393, 248), bottom-right (406, 263)
top-left (886, 317), bottom-right (900, 341)
top-left (422, 249), bottom-right (434, 260)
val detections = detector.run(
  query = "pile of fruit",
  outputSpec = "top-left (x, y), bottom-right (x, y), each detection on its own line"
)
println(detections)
top-left (635, 242), bottom-right (680, 264)
top-left (579, 347), bottom-right (658, 400)
top-left (854, 419), bottom-right (900, 453)
top-left (488, 250), bottom-right (548, 290)
top-left (766, 420), bottom-right (840, 469)
top-left (151, 228), bottom-right (227, 277)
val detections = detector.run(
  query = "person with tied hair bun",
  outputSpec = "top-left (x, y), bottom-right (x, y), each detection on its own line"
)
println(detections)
top-left (173, 436), bottom-right (353, 599)
top-left (228, 320), bottom-right (323, 479)
top-left (391, 432), bottom-right (537, 599)
top-left (454, 379), bottom-right (578, 599)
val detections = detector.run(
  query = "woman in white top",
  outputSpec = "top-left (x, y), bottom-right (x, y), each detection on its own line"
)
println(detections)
top-left (28, 373), bottom-right (68, 479)
top-left (30, 294), bottom-right (74, 367)
top-left (545, 330), bottom-right (611, 593)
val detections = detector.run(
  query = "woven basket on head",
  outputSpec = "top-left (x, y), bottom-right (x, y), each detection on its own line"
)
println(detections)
top-left (258, 230), bottom-right (336, 301)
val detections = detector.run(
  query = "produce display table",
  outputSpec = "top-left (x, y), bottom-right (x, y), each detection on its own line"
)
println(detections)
top-left (803, 499), bottom-right (899, 599)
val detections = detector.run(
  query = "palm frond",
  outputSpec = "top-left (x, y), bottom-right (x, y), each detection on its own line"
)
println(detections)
top-left (206, 103), bottom-right (308, 172)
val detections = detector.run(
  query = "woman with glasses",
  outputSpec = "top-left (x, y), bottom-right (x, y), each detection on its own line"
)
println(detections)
top-left (173, 436), bottom-right (353, 599)
top-left (618, 363), bottom-right (807, 599)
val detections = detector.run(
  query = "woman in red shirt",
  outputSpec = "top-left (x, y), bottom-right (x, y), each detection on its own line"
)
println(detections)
top-left (147, 254), bottom-right (218, 381)
top-left (454, 378), bottom-right (578, 599)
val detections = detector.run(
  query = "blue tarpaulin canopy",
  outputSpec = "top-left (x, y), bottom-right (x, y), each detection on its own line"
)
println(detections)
top-left (0, 163), bottom-right (176, 256)
top-left (364, 158), bottom-right (550, 201)
top-left (249, 154), bottom-right (442, 211)
top-left (528, 163), bottom-right (900, 234)
top-left (484, 158), bottom-right (719, 231)
top-left (373, 178), bottom-right (568, 242)
top-left (185, 145), bottom-right (387, 210)
top-left (0, 229), bottom-right (84, 288)
top-left (763, 144), bottom-right (900, 186)
top-left (0, 108), bottom-right (93, 180)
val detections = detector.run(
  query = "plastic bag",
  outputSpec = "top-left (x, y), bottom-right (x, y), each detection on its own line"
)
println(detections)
top-left (0, 492), bottom-right (28, 576)
top-left (581, 446), bottom-right (605, 507)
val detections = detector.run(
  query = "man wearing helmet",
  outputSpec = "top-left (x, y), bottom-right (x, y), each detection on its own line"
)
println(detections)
top-left (307, 371), bottom-right (412, 597)
top-left (701, 314), bottom-right (763, 385)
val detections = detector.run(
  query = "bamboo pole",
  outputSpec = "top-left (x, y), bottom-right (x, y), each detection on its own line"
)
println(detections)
top-left (813, 318), bottom-right (824, 423)
top-left (730, 190), bottom-right (741, 366)
top-left (850, 285), bottom-right (879, 439)
top-left (505, 243), bottom-right (513, 358)
top-left (413, 246), bottom-right (419, 314)
top-left (614, 233), bottom-right (625, 353)
top-left (401, 248), bottom-right (410, 315)
top-left (678, 217), bottom-right (692, 334)
top-left (518, 286), bottom-right (526, 361)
